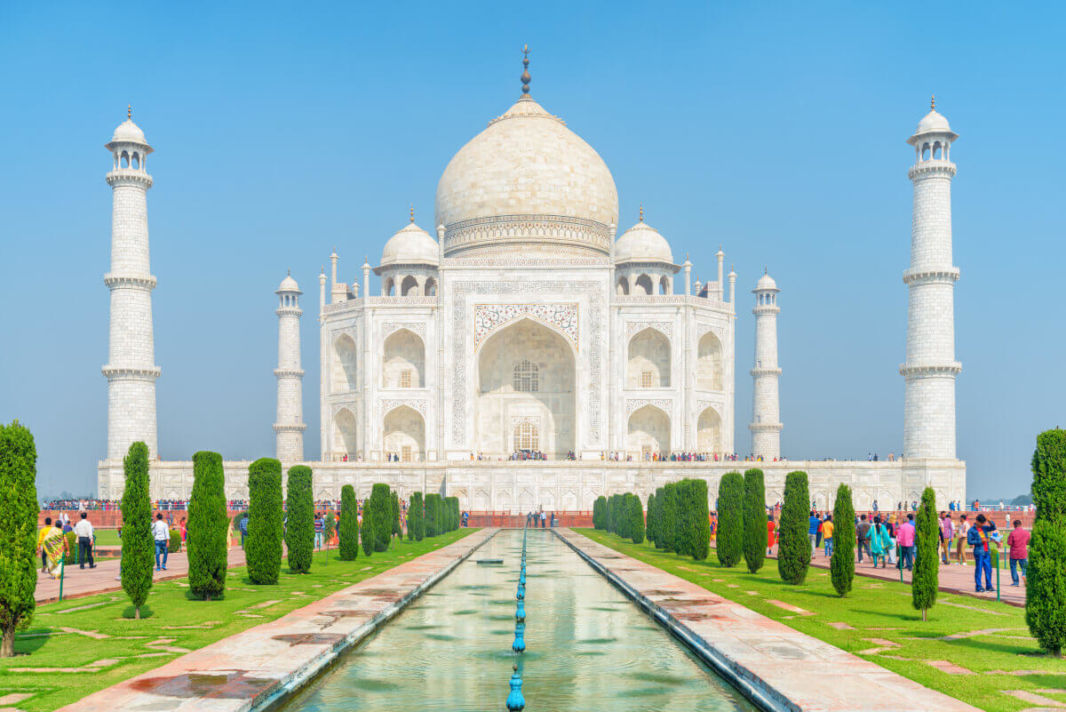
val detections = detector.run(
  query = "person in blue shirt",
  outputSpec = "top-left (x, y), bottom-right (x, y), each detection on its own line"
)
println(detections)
top-left (808, 511), bottom-right (820, 550)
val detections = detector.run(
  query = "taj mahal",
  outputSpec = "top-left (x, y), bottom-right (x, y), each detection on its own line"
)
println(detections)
top-left (96, 58), bottom-right (967, 511)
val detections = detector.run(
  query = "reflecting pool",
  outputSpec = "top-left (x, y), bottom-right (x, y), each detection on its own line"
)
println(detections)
top-left (279, 529), bottom-right (755, 711)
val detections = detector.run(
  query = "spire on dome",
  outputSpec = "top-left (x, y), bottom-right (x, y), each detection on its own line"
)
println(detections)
top-left (410, 203), bottom-right (415, 223)
top-left (521, 44), bottom-right (531, 95)
top-left (127, 104), bottom-right (132, 120)
top-left (931, 94), bottom-right (935, 111)
top-left (639, 203), bottom-right (644, 222)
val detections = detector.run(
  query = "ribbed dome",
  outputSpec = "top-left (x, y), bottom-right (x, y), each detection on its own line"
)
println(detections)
top-left (614, 221), bottom-right (673, 264)
top-left (381, 222), bottom-right (439, 267)
top-left (435, 94), bottom-right (618, 256)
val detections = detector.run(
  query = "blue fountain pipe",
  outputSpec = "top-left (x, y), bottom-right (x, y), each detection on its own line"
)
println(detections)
top-left (515, 597), bottom-right (526, 622)
top-left (506, 664), bottom-right (526, 710)
top-left (512, 621), bottom-right (526, 653)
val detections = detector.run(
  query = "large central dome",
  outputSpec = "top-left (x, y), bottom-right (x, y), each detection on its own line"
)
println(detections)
top-left (435, 94), bottom-right (619, 258)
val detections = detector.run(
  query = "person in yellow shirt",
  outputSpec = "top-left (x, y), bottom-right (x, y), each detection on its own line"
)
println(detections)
top-left (822, 514), bottom-right (835, 558)
top-left (36, 517), bottom-right (55, 573)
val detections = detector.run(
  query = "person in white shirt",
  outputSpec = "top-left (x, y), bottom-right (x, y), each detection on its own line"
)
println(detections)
top-left (152, 513), bottom-right (170, 571)
top-left (73, 511), bottom-right (96, 569)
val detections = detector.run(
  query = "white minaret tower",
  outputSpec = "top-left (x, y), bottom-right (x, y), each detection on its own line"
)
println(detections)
top-left (902, 98), bottom-right (960, 460)
top-left (103, 107), bottom-right (160, 461)
top-left (750, 271), bottom-right (782, 459)
top-left (274, 272), bottom-right (306, 462)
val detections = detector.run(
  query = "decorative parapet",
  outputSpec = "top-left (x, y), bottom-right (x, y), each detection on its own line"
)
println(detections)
top-left (473, 303), bottom-right (578, 351)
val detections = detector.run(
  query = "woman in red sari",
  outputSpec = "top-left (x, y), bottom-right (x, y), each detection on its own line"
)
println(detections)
top-left (767, 514), bottom-right (777, 556)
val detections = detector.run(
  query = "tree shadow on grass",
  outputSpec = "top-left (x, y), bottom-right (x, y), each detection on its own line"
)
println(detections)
top-left (940, 635), bottom-right (1042, 657)
top-left (120, 604), bottom-right (154, 619)
top-left (183, 590), bottom-right (227, 602)
top-left (1019, 672), bottom-right (1066, 687)
top-left (849, 607), bottom-right (920, 623)
top-left (13, 627), bottom-right (52, 655)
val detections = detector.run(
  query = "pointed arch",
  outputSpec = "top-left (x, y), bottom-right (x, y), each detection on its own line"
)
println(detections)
top-left (383, 405), bottom-right (424, 462)
top-left (332, 333), bottom-right (358, 392)
top-left (635, 273), bottom-right (654, 295)
top-left (400, 275), bottom-right (419, 296)
top-left (383, 328), bottom-right (424, 388)
top-left (627, 404), bottom-right (670, 458)
top-left (696, 406), bottom-right (722, 453)
top-left (333, 408), bottom-right (357, 460)
top-left (628, 327), bottom-right (671, 388)
top-left (697, 331), bottom-right (723, 391)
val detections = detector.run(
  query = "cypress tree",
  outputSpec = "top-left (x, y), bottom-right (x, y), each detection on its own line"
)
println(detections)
top-left (912, 486), bottom-right (939, 620)
top-left (120, 442), bottom-right (153, 618)
top-left (247, 458), bottom-right (283, 585)
top-left (338, 485), bottom-right (358, 560)
top-left (425, 494), bottom-right (442, 537)
top-left (651, 487), bottom-right (667, 549)
top-left (716, 472), bottom-right (744, 567)
top-left (680, 479), bottom-right (711, 561)
top-left (626, 494), bottom-right (645, 544)
top-left (660, 483), bottom-right (680, 553)
top-left (448, 497), bottom-right (460, 532)
top-left (777, 471), bottom-right (811, 584)
top-left (830, 484), bottom-right (855, 597)
top-left (368, 484), bottom-right (391, 552)
top-left (0, 421), bottom-right (38, 656)
top-left (743, 469), bottom-right (768, 573)
top-left (612, 493), bottom-right (625, 535)
top-left (592, 496), bottom-right (604, 530)
top-left (645, 492), bottom-right (657, 545)
top-left (409, 491), bottom-right (424, 541)
top-left (285, 466), bottom-right (314, 574)
top-left (360, 499), bottom-right (375, 556)
top-left (1028, 428), bottom-right (1066, 656)
top-left (188, 451), bottom-right (228, 600)
top-left (391, 490), bottom-right (401, 539)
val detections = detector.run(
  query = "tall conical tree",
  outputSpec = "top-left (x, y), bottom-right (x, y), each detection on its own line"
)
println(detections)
top-left (645, 492), bottom-right (657, 546)
top-left (408, 491), bottom-right (424, 541)
top-left (743, 469), bottom-right (767, 573)
top-left (830, 484), bottom-right (855, 597)
top-left (368, 484), bottom-right (391, 552)
top-left (120, 442), bottom-right (153, 618)
top-left (246, 458), bottom-right (283, 585)
top-left (391, 490), bottom-right (401, 539)
top-left (285, 466), bottom-right (314, 574)
top-left (660, 483), bottom-right (679, 553)
top-left (716, 472), bottom-right (744, 567)
top-left (360, 500), bottom-right (375, 556)
top-left (913, 487), bottom-right (939, 620)
top-left (0, 421), bottom-right (39, 656)
top-left (188, 451), bottom-right (228, 600)
top-left (1028, 429), bottom-right (1066, 656)
top-left (777, 471), bottom-right (811, 584)
top-left (338, 485), bottom-right (358, 560)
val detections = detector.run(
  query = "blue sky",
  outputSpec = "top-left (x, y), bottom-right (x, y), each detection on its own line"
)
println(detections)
top-left (2, 1), bottom-right (1063, 499)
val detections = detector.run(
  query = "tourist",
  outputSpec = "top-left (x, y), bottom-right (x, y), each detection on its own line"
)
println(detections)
top-left (73, 511), bottom-right (96, 569)
top-left (955, 514), bottom-right (969, 565)
top-left (939, 511), bottom-right (954, 565)
top-left (808, 510), bottom-right (820, 550)
top-left (885, 517), bottom-right (898, 566)
top-left (314, 512), bottom-right (325, 548)
top-left (822, 514), bottom-right (834, 558)
top-left (897, 514), bottom-right (916, 571)
top-left (967, 513), bottom-right (996, 593)
top-left (239, 512), bottom-right (249, 547)
top-left (37, 517), bottom-right (54, 573)
top-left (872, 499), bottom-right (879, 513)
top-left (540, 511), bottom-right (546, 528)
top-left (39, 519), bottom-right (67, 579)
top-left (766, 514), bottom-right (776, 556)
top-left (1006, 519), bottom-right (1030, 587)
top-left (179, 516), bottom-right (187, 543)
top-left (867, 516), bottom-right (889, 568)
top-left (856, 514), bottom-right (871, 563)
top-left (152, 512), bottom-right (170, 571)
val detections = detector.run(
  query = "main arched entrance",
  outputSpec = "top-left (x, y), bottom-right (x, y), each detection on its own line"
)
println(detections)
top-left (476, 318), bottom-right (575, 458)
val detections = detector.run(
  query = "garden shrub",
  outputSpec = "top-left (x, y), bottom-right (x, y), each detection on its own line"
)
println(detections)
top-left (659, 483), bottom-right (680, 553)
top-left (168, 528), bottom-right (182, 553)
top-left (1028, 429), bottom-right (1066, 656)
top-left (716, 472), bottom-right (744, 567)
top-left (368, 484), bottom-right (391, 552)
top-left (246, 458), bottom-right (283, 585)
top-left (626, 493), bottom-right (645, 544)
top-left (743, 469), bottom-right (767, 573)
top-left (830, 483), bottom-right (855, 597)
top-left (360, 501), bottom-right (375, 556)
top-left (913, 486), bottom-right (939, 620)
top-left (645, 492), bottom-right (657, 545)
top-left (285, 465), bottom-right (314, 573)
top-left (187, 451), bottom-right (227, 600)
top-left (593, 496), bottom-right (607, 530)
top-left (338, 484), bottom-right (358, 560)
top-left (777, 471), bottom-right (811, 584)
top-left (409, 492), bottom-right (424, 541)
top-left (120, 442), bottom-right (153, 618)
top-left (0, 421), bottom-right (38, 656)
top-left (683, 478), bottom-right (711, 561)
top-left (391, 490), bottom-right (401, 538)
top-left (425, 494), bottom-right (442, 537)
top-left (447, 497), bottom-right (460, 532)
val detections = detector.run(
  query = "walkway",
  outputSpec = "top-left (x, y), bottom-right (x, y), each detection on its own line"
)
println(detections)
top-left (37, 548), bottom-right (247, 604)
top-left (558, 528), bottom-right (979, 712)
top-left (59, 529), bottom-right (495, 712)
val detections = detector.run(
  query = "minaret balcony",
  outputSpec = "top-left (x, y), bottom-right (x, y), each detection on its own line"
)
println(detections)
top-left (907, 160), bottom-right (956, 180)
top-left (899, 362), bottom-right (962, 378)
top-left (274, 368), bottom-right (305, 378)
top-left (104, 273), bottom-right (157, 289)
top-left (902, 267), bottom-right (959, 285)
top-left (105, 170), bottom-right (153, 188)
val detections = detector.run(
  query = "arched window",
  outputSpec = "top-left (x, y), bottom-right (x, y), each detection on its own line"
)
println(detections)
top-left (933, 142), bottom-right (942, 160)
top-left (513, 360), bottom-right (539, 392)
top-left (120, 151), bottom-right (130, 169)
top-left (425, 277), bottom-right (437, 296)
top-left (659, 276), bottom-right (670, 295)
top-left (514, 422), bottom-right (539, 451)
top-left (635, 274), bottom-right (654, 295)
top-left (616, 277), bottom-right (629, 295)
top-left (401, 275), bottom-right (418, 296)
top-left (131, 152), bottom-right (140, 169)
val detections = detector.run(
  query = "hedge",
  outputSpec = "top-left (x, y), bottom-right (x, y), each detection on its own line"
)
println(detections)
top-left (408, 492), bottom-right (424, 541)
top-left (716, 472), bottom-right (744, 567)
top-left (360, 498), bottom-right (375, 556)
top-left (682, 479), bottom-right (711, 561)
top-left (625, 493), bottom-right (645, 544)
top-left (743, 469), bottom-right (767, 573)
top-left (659, 483), bottom-right (679, 553)
top-left (391, 490), bottom-right (402, 539)
top-left (338, 484), bottom-right (358, 560)
top-left (777, 470), bottom-right (811, 584)
top-left (120, 442), bottom-right (153, 618)
top-left (285, 465), bottom-right (314, 574)
top-left (446, 497), bottom-right (460, 532)
top-left (830, 483), bottom-right (855, 596)
top-left (645, 492), bottom-right (657, 546)
top-left (0, 421), bottom-right (37, 657)
top-left (593, 496), bottom-right (607, 530)
top-left (246, 458), bottom-right (283, 585)
top-left (368, 484), bottom-right (391, 552)
top-left (913, 486), bottom-right (939, 620)
top-left (425, 493), bottom-right (442, 537)
top-left (1028, 429), bottom-right (1066, 656)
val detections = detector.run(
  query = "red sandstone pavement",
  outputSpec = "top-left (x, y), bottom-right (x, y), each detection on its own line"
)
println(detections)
top-left (36, 548), bottom-right (248, 604)
top-left (560, 529), bottom-right (980, 712)
top-left (60, 529), bottom-right (496, 712)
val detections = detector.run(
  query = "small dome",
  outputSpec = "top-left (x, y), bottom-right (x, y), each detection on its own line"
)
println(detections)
top-left (916, 109), bottom-right (951, 134)
top-left (755, 272), bottom-right (778, 291)
top-left (110, 119), bottom-right (148, 145)
top-left (614, 220), bottom-right (673, 264)
top-left (278, 273), bottom-right (300, 293)
top-left (381, 222), bottom-right (439, 267)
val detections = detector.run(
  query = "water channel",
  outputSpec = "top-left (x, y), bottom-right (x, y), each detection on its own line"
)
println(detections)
top-left (279, 529), bottom-right (756, 711)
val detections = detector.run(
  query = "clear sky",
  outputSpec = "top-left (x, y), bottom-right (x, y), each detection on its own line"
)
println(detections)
top-left (2, 1), bottom-right (1063, 499)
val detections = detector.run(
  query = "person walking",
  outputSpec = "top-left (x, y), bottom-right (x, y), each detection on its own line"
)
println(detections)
top-left (766, 514), bottom-right (776, 556)
top-left (540, 511), bottom-right (546, 529)
top-left (73, 511), bottom-right (96, 569)
top-left (808, 511), bottom-right (820, 551)
top-left (822, 514), bottom-right (834, 558)
top-left (239, 512), bottom-right (249, 547)
top-left (37, 517), bottom-right (55, 573)
top-left (867, 516), bottom-right (889, 568)
top-left (152, 512), bottom-right (170, 571)
top-left (1006, 519), bottom-right (1030, 587)
top-left (955, 514), bottom-right (969, 565)
top-left (939, 511), bottom-right (954, 565)
top-left (314, 512), bottom-right (325, 549)
top-left (967, 513), bottom-right (996, 593)
top-left (885, 517), bottom-right (898, 566)
top-left (856, 514), bottom-right (871, 563)
top-left (897, 514), bottom-right (916, 571)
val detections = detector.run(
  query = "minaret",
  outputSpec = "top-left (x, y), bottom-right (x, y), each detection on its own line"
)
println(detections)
top-left (274, 272), bottom-right (306, 462)
top-left (103, 107), bottom-right (160, 461)
top-left (750, 271), bottom-right (782, 459)
top-left (902, 97), bottom-right (960, 459)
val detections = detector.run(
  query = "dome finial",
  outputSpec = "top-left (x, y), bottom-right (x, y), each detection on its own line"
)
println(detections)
top-left (127, 104), bottom-right (132, 120)
top-left (931, 94), bottom-right (935, 111)
top-left (639, 203), bottom-right (644, 222)
top-left (410, 203), bottom-right (415, 223)
top-left (521, 44), bottom-right (531, 95)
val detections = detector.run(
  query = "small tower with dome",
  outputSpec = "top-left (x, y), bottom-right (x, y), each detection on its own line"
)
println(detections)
top-left (902, 98), bottom-right (961, 460)
top-left (274, 272), bottom-right (306, 462)
top-left (374, 207), bottom-right (439, 296)
top-left (750, 271), bottom-right (782, 459)
top-left (103, 107), bottom-right (161, 464)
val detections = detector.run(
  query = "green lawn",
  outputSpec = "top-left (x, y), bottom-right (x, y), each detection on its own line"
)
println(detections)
top-left (1, 529), bottom-right (474, 712)
top-left (577, 528), bottom-right (1065, 712)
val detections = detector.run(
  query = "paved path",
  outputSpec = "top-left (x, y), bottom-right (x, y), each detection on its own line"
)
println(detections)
top-left (797, 546), bottom-right (1025, 606)
top-left (60, 529), bottom-right (495, 712)
top-left (37, 547), bottom-right (248, 604)
top-left (560, 529), bottom-right (979, 712)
